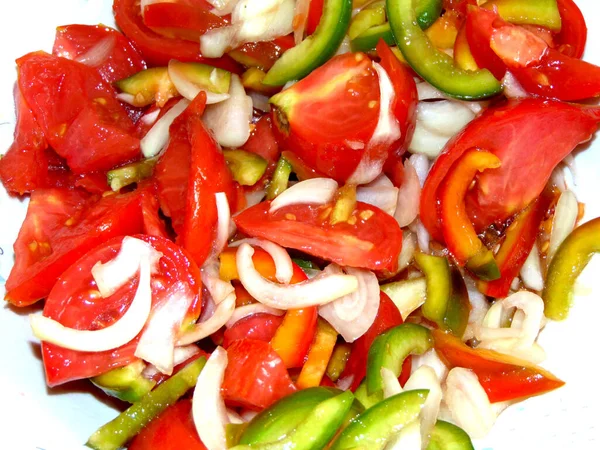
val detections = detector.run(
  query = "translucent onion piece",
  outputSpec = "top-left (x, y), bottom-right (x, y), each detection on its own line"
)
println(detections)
top-left (548, 190), bottom-right (578, 261)
top-left (408, 153), bottom-right (430, 188)
top-left (207, 0), bottom-right (239, 16)
top-left (203, 75), bottom-right (253, 148)
top-left (386, 420), bottom-right (422, 450)
top-left (269, 178), bottom-right (338, 213)
top-left (225, 303), bottom-right (284, 328)
top-left (249, 91), bottom-right (270, 112)
top-left (293, 0), bottom-right (311, 44)
top-left (167, 61), bottom-right (230, 104)
top-left (410, 349), bottom-right (448, 382)
top-left (75, 35), bottom-right (115, 66)
top-left (30, 256), bottom-right (153, 352)
top-left (444, 368), bottom-right (497, 439)
top-left (230, 238), bottom-right (293, 283)
top-left (394, 160), bottom-right (420, 228)
top-left (177, 295), bottom-right (236, 346)
top-left (356, 175), bottom-right (399, 217)
top-left (141, 99), bottom-right (190, 157)
top-left (409, 219), bottom-right (430, 254)
top-left (520, 242), bottom-right (544, 291)
top-left (143, 344), bottom-right (201, 379)
top-left (381, 367), bottom-right (403, 399)
top-left (236, 244), bottom-right (359, 309)
top-left (193, 347), bottom-right (229, 450)
top-left (244, 189), bottom-right (266, 210)
top-left (502, 71), bottom-right (529, 99)
top-left (318, 266), bottom-right (380, 342)
top-left (409, 124), bottom-right (450, 159)
top-left (140, 108), bottom-right (161, 126)
top-left (404, 365), bottom-right (443, 447)
top-left (397, 231), bottom-right (417, 273)
top-left (417, 100), bottom-right (475, 136)
top-left (213, 193), bottom-right (231, 259)
top-left (200, 26), bottom-right (239, 58)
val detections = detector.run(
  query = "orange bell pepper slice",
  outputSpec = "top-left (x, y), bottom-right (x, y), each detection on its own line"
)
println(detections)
top-left (296, 318), bottom-right (338, 389)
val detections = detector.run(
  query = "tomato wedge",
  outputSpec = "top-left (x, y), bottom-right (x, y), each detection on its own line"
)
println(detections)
top-left (420, 98), bottom-right (599, 241)
top-left (222, 314), bottom-right (284, 348)
top-left (42, 234), bottom-right (201, 386)
top-left (555, 0), bottom-right (587, 58)
top-left (234, 201), bottom-right (403, 271)
top-left (52, 24), bottom-right (146, 84)
top-left (113, 0), bottom-right (240, 71)
top-left (221, 339), bottom-right (296, 410)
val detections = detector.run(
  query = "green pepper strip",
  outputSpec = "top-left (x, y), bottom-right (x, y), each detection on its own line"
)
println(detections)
top-left (387, 0), bottom-right (502, 99)
top-left (223, 149), bottom-right (268, 186)
top-left (444, 266), bottom-right (471, 339)
top-left (330, 390), bottom-right (428, 450)
top-left (543, 217), bottom-right (600, 320)
top-left (90, 360), bottom-right (156, 404)
top-left (414, 252), bottom-right (452, 325)
top-left (427, 420), bottom-right (475, 450)
top-left (263, 0), bottom-right (352, 86)
top-left (266, 156), bottom-right (292, 200)
top-left (482, 0), bottom-right (562, 31)
top-left (366, 323), bottom-right (433, 394)
top-left (107, 157), bottom-right (158, 192)
top-left (232, 391), bottom-right (355, 450)
top-left (348, 2), bottom-right (387, 40)
top-left (326, 342), bottom-right (352, 382)
top-left (86, 356), bottom-right (207, 450)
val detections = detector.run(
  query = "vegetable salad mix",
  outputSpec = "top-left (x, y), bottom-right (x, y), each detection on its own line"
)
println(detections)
top-left (1, 0), bottom-right (600, 448)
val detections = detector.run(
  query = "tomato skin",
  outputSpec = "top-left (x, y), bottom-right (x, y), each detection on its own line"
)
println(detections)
top-left (420, 99), bottom-right (599, 241)
top-left (465, 6), bottom-right (506, 80)
top-left (16, 51), bottom-right (140, 174)
top-left (242, 115), bottom-right (280, 163)
top-left (230, 35), bottom-right (295, 71)
top-left (52, 24), bottom-right (146, 84)
top-left (555, 0), bottom-right (587, 59)
top-left (42, 234), bottom-right (201, 386)
top-left (113, 0), bottom-right (240, 72)
top-left (139, 181), bottom-right (170, 238)
top-left (4, 190), bottom-right (145, 307)
top-left (221, 339), bottom-right (296, 410)
top-left (270, 53), bottom-right (381, 183)
top-left (306, 0), bottom-right (325, 35)
top-left (234, 201), bottom-right (403, 271)
top-left (223, 314), bottom-right (284, 348)
top-left (340, 292), bottom-right (411, 391)
top-left (129, 399), bottom-right (206, 450)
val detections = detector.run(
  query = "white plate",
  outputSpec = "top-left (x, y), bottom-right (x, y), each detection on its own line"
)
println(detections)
top-left (1, 1), bottom-right (599, 449)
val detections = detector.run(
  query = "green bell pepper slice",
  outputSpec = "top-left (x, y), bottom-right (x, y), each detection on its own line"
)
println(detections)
top-left (326, 342), bottom-right (352, 382)
top-left (231, 390), bottom-right (355, 450)
top-left (444, 267), bottom-right (471, 339)
top-left (482, 0), bottom-right (562, 31)
top-left (387, 0), bottom-right (502, 99)
top-left (223, 149), bottom-right (268, 186)
top-left (366, 323), bottom-right (433, 394)
top-left (329, 390), bottom-right (428, 450)
top-left (354, 380), bottom-right (384, 409)
top-left (86, 356), bottom-right (206, 450)
top-left (263, 0), bottom-right (352, 86)
top-left (348, 2), bottom-right (387, 40)
top-left (266, 156), bottom-right (292, 200)
top-left (106, 157), bottom-right (158, 192)
top-left (351, 23), bottom-right (395, 53)
top-left (543, 217), bottom-right (600, 320)
top-left (427, 420), bottom-right (475, 450)
top-left (90, 360), bottom-right (155, 403)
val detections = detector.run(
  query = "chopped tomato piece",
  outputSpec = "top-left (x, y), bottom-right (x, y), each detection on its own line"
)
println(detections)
top-left (306, 0), bottom-right (324, 35)
top-left (230, 35), bottom-right (295, 71)
top-left (223, 314), bottom-right (284, 348)
top-left (242, 115), bottom-right (280, 163)
top-left (221, 339), bottom-right (296, 410)
top-left (555, 0), bottom-right (587, 58)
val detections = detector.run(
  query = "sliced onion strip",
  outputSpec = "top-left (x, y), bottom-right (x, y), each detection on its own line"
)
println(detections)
top-left (141, 99), bottom-right (190, 158)
top-left (226, 303), bottom-right (284, 328)
top-left (229, 238), bottom-right (293, 283)
top-left (269, 178), bottom-right (338, 213)
top-left (548, 190), bottom-right (578, 261)
top-left (394, 160), bottom-right (420, 228)
top-left (167, 60), bottom-right (230, 104)
top-left (213, 192), bottom-right (231, 259)
top-left (75, 35), bottom-right (115, 66)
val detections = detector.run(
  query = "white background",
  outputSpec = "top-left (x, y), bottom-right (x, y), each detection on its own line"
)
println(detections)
top-left (0, 1), bottom-right (599, 449)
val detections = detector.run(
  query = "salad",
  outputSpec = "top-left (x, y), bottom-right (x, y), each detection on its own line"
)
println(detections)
top-left (1, 0), bottom-right (600, 449)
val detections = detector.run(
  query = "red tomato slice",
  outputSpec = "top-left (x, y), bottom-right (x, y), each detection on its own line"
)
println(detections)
top-left (222, 313), bottom-right (284, 348)
top-left (340, 292), bottom-right (411, 391)
top-left (230, 35), bottom-right (295, 71)
top-left (234, 201), bottom-right (403, 271)
top-left (129, 399), bottom-right (206, 450)
top-left (113, 0), bottom-right (240, 71)
top-left (42, 234), bottom-right (201, 386)
top-left (465, 6), bottom-right (507, 80)
top-left (4, 190), bottom-right (146, 307)
top-left (143, 2), bottom-right (227, 42)
top-left (52, 24), bottom-right (146, 84)
top-left (420, 98), bottom-right (599, 241)
top-left (270, 53), bottom-right (381, 183)
top-left (242, 114), bottom-right (280, 163)
top-left (138, 181), bottom-right (170, 239)
top-left (221, 339), bottom-right (296, 410)
top-left (555, 0), bottom-right (587, 59)
top-left (306, 0), bottom-right (325, 35)
top-left (73, 172), bottom-right (109, 195)
top-left (16, 51), bottom-right (140, 174)
top-left (0, 90), bottom-right (71, 195)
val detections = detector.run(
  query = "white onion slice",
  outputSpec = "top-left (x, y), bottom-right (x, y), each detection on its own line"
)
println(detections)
top-left (92, 236), bottom-right (162, 298)
top-left (502, 71), bottom-right (529, 99)
top-left (381, 367), bottom-right (403, 399)
top-left (269, 178), bottom-right (338, 213)
top-left (229, 238), bottom-right (293, 283)
top-left (417, 100), bottom-right (475, 136)
top-left (411, 349), bottom-right (448, 382)
top-left (293, 0), bottom-right (311, 45)
top-left (241, 410), bottom-right (259, 422)
top-left (202, 260), bottom-right (237, 306)
top-left (548, 190), bottom-right (578, 260)
top-left (213, 193), bottom-right (231, 259)
top-left (249, 91), bottom-right (270, 112)
top-left (397, 231), bottom-right (417, 273)
top-left (167, 61), bottom-right (230, 104)
top-left (409, 219), bottom-right (430, 254)
top-left (30, 255), bottom-right (153, 352)
top-left (244, 189), bottom-right (266, 210)
top-left (201, 26), bottom-right (239, 59)
top-left (203, 75), bottom-right (253, 148)
top-left (347, 62), bottom-right (400, 185)
top-left (207, 0), bottom-right (239, 16)
top-left (409, 122), bottom-right (452, 159)
top-left (394, 160), bottom-right (421, 228)
top-left (177, 295), bottom-right (236, 346)
top-left (386, 420), bottom-right (422, 450)
top-left (193, 347), bottom-right (229, 450)
top-left (318, 266), bottom-right (380, 342)
top-left (227, 409), bottom-right (245, 424)
top-left (140, 108), bottom-right (161, 126)
top-left (417, 81), bottom-right (446, 101)
top-left (356, 175), bottom-right (399, 217)
top-left (141, 99), bottom-right (190, 158)
top-left (142, 344), bottom-right (201, 379)
top-left (75, 35), bottom-right (115, 67)
top-left (520, 242), bottom-right (544, 291)
top-left (236, 244), bottom-right (359, 309)
top-left (444, 368), bottom-right (497, 439)
top-left (404, 365), bottom-right (443, 446)
top-left (408, 153), bottom-right (430, 187)
top-left (226, 303), bottom-right (284, 328)
top-left (135, 282), bottom-right (194, 375)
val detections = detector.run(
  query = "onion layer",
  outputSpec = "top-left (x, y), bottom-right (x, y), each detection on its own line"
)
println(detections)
top-left (226, 304), bottom-right (284, 328)
top-left (230, 238), bottom-right (293, 283)
top-left (141, 99), bottom-right (190, 158)
top-left (269, 178), bottom-right (338, 213)
top-left (356, 175), bottom-right (399, 217)
top-left (394, 160), bottom-right (420, 228)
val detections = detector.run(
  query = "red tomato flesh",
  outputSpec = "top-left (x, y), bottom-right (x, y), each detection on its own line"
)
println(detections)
top-left (223, 313), bottom-right (284, 348)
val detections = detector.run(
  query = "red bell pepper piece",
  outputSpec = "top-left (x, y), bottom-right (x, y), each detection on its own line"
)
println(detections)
top-left (555, 0), bottom-right (587, 58)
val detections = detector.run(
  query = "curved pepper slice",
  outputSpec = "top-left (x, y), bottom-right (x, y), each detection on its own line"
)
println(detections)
top-left (433, 329), bottom-right (564, 402)
top-left (263, 0), bottom-right (352, 86)
top-left (414, 253), bottom-right (452, 325)
top-left (386, 0), bottom-right (501, 99)
top-left (232, 391), bottom-right (355, 450)
top-left (329, 390), bottom-right (429, 450)
top-left (297, 318), bottom-right (338, 388)
top-left (366, 323), bottom-right (433, 394)
top-left (481, 0), bottom-right (562, 31)
top-left (91, 361), bottom-right (156, 404)
top-left (543, 217), bottom-right (600, 320)
top-left (439, 148), bottom-right (501, 280)
top-left (427, 420), bottom-right (474, 450)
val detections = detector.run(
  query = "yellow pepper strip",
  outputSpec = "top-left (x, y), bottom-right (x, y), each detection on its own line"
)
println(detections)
top-left (297, 319), bottom-right (339, 389)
